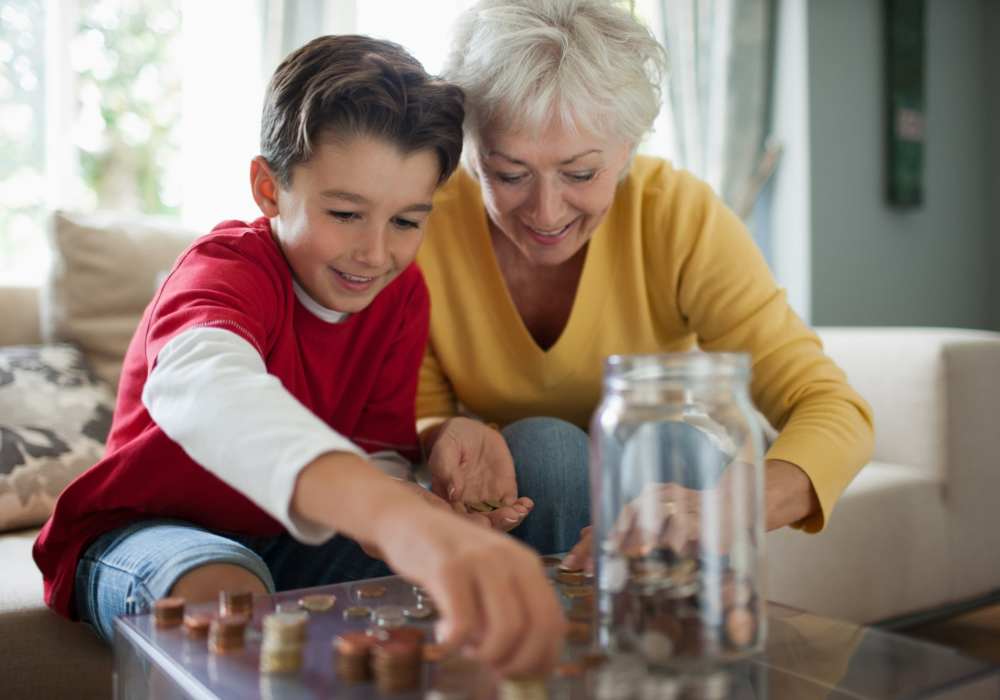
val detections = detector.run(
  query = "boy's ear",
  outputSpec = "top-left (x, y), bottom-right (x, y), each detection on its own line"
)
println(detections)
top-left (250, 156), bottom-right (280, 218)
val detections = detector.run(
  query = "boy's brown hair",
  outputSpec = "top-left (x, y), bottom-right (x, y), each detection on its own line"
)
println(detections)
top-left (261, 35), bottom-right (465, 187)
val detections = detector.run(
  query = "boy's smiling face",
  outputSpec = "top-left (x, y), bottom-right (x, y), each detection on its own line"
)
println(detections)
top-left (252, 134), bottom-right (439, 314)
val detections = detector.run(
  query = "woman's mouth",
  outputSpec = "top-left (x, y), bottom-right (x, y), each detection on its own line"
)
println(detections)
top-left (523, 217), bottom-right (580, 246)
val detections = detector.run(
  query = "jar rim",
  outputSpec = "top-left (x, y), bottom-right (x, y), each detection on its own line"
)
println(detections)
top-left (603, 352), bottom-right (750, 385)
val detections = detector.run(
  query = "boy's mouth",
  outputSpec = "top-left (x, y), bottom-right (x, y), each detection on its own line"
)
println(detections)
top-left (330, 267), bottom-right (379, 291)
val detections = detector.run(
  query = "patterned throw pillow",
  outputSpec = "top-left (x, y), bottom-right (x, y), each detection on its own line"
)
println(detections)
top-left (0, 344), bottom-right (115, 532)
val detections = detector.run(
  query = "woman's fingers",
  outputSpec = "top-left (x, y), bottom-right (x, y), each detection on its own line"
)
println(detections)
top-left (560, 526), bottom-right (592, 570)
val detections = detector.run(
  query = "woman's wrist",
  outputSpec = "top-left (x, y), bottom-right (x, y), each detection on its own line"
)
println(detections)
top-left (763, 458), bottom-right (820, 530)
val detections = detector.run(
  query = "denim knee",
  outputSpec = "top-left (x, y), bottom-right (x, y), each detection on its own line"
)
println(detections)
top-left (502, 417), bottom-right (591, 554)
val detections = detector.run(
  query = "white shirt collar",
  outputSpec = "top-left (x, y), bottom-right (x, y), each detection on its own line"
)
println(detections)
top-left (292, 280), bottom-right (350, 324)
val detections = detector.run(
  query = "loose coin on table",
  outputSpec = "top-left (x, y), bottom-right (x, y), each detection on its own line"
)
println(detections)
top-left (342, 605), bottom-right (372, 621)
top-left (298, 593), bottom-right (336, 612)
top-left (356, 583), bottom-right (387, 600)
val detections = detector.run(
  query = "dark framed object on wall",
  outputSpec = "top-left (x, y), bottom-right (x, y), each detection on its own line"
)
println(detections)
top-left (884, 0), bottom-right (926, 208)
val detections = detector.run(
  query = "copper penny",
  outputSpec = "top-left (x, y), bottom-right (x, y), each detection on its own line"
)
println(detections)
top-left (356, 584), bottom-right (387, 599)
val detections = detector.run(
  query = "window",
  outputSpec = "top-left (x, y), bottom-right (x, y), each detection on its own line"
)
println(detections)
top-left (0, 0), bottom-right (262, 286)
top-left (1, 1), bottom-right (703, 287)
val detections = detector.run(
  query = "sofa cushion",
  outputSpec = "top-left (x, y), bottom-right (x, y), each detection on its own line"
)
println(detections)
top-left (43, 209), bottom-right (197, 388)
top-left (767, 461), bottom-right (950, 624)
top-left (0, 527), bottom-right (111, 698)
top-left (0, 344), bottom-right (114, 531)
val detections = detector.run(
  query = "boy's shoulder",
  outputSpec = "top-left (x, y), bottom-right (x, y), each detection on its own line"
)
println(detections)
top-left (193, 217), bottom-right (279, 258)
top-left (175, 217), bottom-right (288, 281)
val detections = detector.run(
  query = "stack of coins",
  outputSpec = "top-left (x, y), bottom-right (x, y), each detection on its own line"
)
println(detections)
top-left (153, 597), bottom-right (185, 628)
top-left (208, 615), bottom-right (248, 654)
top-left (183, 612), bottom-right (213, 639)
top-left (219, 590), bottom-right (254, 617)
top-left (259, 611), bottom-right (308, 674)
top-left (333, 631), bottom-right (377, 683)
top-left (372, 639), bottom-right (422, 693)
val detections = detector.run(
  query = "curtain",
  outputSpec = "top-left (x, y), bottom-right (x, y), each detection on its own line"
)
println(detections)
top-left (657, 0), bottom-right (778, 219)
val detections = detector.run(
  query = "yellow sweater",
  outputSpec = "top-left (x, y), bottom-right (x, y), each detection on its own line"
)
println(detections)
top-left (416, 156), bottom-right (874, 531)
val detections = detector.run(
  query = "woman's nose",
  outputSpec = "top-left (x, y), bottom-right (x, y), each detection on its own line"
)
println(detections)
top-left (528, 179), bottom-right (567, 228)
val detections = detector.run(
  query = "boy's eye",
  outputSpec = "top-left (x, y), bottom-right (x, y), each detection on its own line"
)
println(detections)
top-left (566, 171), bottom-right (595, 183)
top-left (392, 217), bottom-right (420, 230)
top-left (328, 210), bottom-right (359, 222)
top-left (496, 172), bottom-right (527, 185)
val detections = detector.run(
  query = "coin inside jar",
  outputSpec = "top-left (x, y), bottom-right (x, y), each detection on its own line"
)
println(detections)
top-left (725, 606), bottom-right (757, 648)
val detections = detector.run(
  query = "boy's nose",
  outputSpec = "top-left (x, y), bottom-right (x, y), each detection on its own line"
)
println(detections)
top-left (354, 227), bottom-right (389, 269)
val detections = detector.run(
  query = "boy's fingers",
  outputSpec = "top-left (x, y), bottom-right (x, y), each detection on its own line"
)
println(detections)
top-left (498, 567), bottom-right (565, 676)
top-left (472, 570), bottom-right (525, 668)
top-left (433, 568), bottom-right (478, 651)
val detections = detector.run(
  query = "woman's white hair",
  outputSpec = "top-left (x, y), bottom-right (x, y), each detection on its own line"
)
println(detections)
top-left (444, 0), bottom-right (668, 158)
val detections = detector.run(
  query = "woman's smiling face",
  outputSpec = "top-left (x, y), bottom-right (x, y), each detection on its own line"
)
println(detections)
top-left (476, 120), bottom-right (632, 267)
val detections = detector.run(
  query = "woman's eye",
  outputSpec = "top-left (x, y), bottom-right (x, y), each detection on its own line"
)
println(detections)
top-left (329, 211), bottom-right (359, 222)
top-left (496, 172), bottom-right (527, 184)
top-left (392, 217), bottom-right (420, 230)
top-left (566, 171), bottom-right (595, 183)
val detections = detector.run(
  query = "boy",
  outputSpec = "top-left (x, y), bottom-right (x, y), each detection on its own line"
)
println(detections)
top-left (33, 35), bottom-right (564, 677)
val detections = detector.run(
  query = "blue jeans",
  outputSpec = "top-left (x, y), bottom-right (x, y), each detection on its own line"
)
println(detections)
top-left (75, 520), bottom-right (390, 643)
top-left (501, 417), bottom-right (592, 555)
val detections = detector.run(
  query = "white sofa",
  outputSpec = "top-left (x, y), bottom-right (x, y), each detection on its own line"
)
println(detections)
top-left (4, 235), bottom-right (1000, 696)
top-left (768, 327), bottom-right (1000, 624)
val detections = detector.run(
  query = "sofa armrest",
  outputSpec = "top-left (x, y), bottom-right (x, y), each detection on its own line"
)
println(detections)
top-left (0, 286), bottom-right (41, 347)
top-left (816, 326), bottom-right (1000, 483)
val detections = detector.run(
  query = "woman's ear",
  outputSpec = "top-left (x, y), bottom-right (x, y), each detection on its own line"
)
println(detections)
top-left (250, 156), bottom-right (281, 218)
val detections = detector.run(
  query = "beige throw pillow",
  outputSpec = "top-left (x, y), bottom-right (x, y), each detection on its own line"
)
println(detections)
top-left (42, 210), bottom-right (198, 388)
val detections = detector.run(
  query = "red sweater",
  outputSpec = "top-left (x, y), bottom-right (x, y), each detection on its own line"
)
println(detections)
top-left (33, 218), bottom-right (428, 618)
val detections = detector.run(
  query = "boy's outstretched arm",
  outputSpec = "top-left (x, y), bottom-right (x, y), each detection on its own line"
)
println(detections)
top-left (292, 452), bottom-right (566, 677)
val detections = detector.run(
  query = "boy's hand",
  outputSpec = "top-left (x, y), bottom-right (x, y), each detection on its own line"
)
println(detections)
top-left (358, 480), bottom-right (489, 559)
top-left (426, 417), bottom-right (532, 531)
top-left (379, 506), bottom-right (567, 677)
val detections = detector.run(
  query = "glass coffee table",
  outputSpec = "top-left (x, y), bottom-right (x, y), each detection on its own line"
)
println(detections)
top-left (114, 572), bottom-right (1000, 699)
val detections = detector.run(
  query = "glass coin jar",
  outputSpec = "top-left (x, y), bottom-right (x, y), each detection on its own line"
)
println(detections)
top-left (590, 353), bottom-right (766, 669)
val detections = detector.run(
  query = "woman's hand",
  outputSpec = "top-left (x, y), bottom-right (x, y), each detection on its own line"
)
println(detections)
top-left (425, 417), bottom-right (533, 532)
top-left (378, 504), bottom-right (566, 678)
top-left (561, 481), bottom-right (738, 572)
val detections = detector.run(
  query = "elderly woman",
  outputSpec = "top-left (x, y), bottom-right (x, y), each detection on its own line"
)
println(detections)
top-left (417, 0), bottom-right (874, 563)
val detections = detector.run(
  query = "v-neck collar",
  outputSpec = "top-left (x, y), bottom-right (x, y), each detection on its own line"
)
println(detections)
top-left (469, 182), bottom-right (618, 383)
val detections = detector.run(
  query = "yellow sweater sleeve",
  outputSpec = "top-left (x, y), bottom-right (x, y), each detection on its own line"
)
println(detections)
top-left (656, 169), bottom-right (875, 531)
